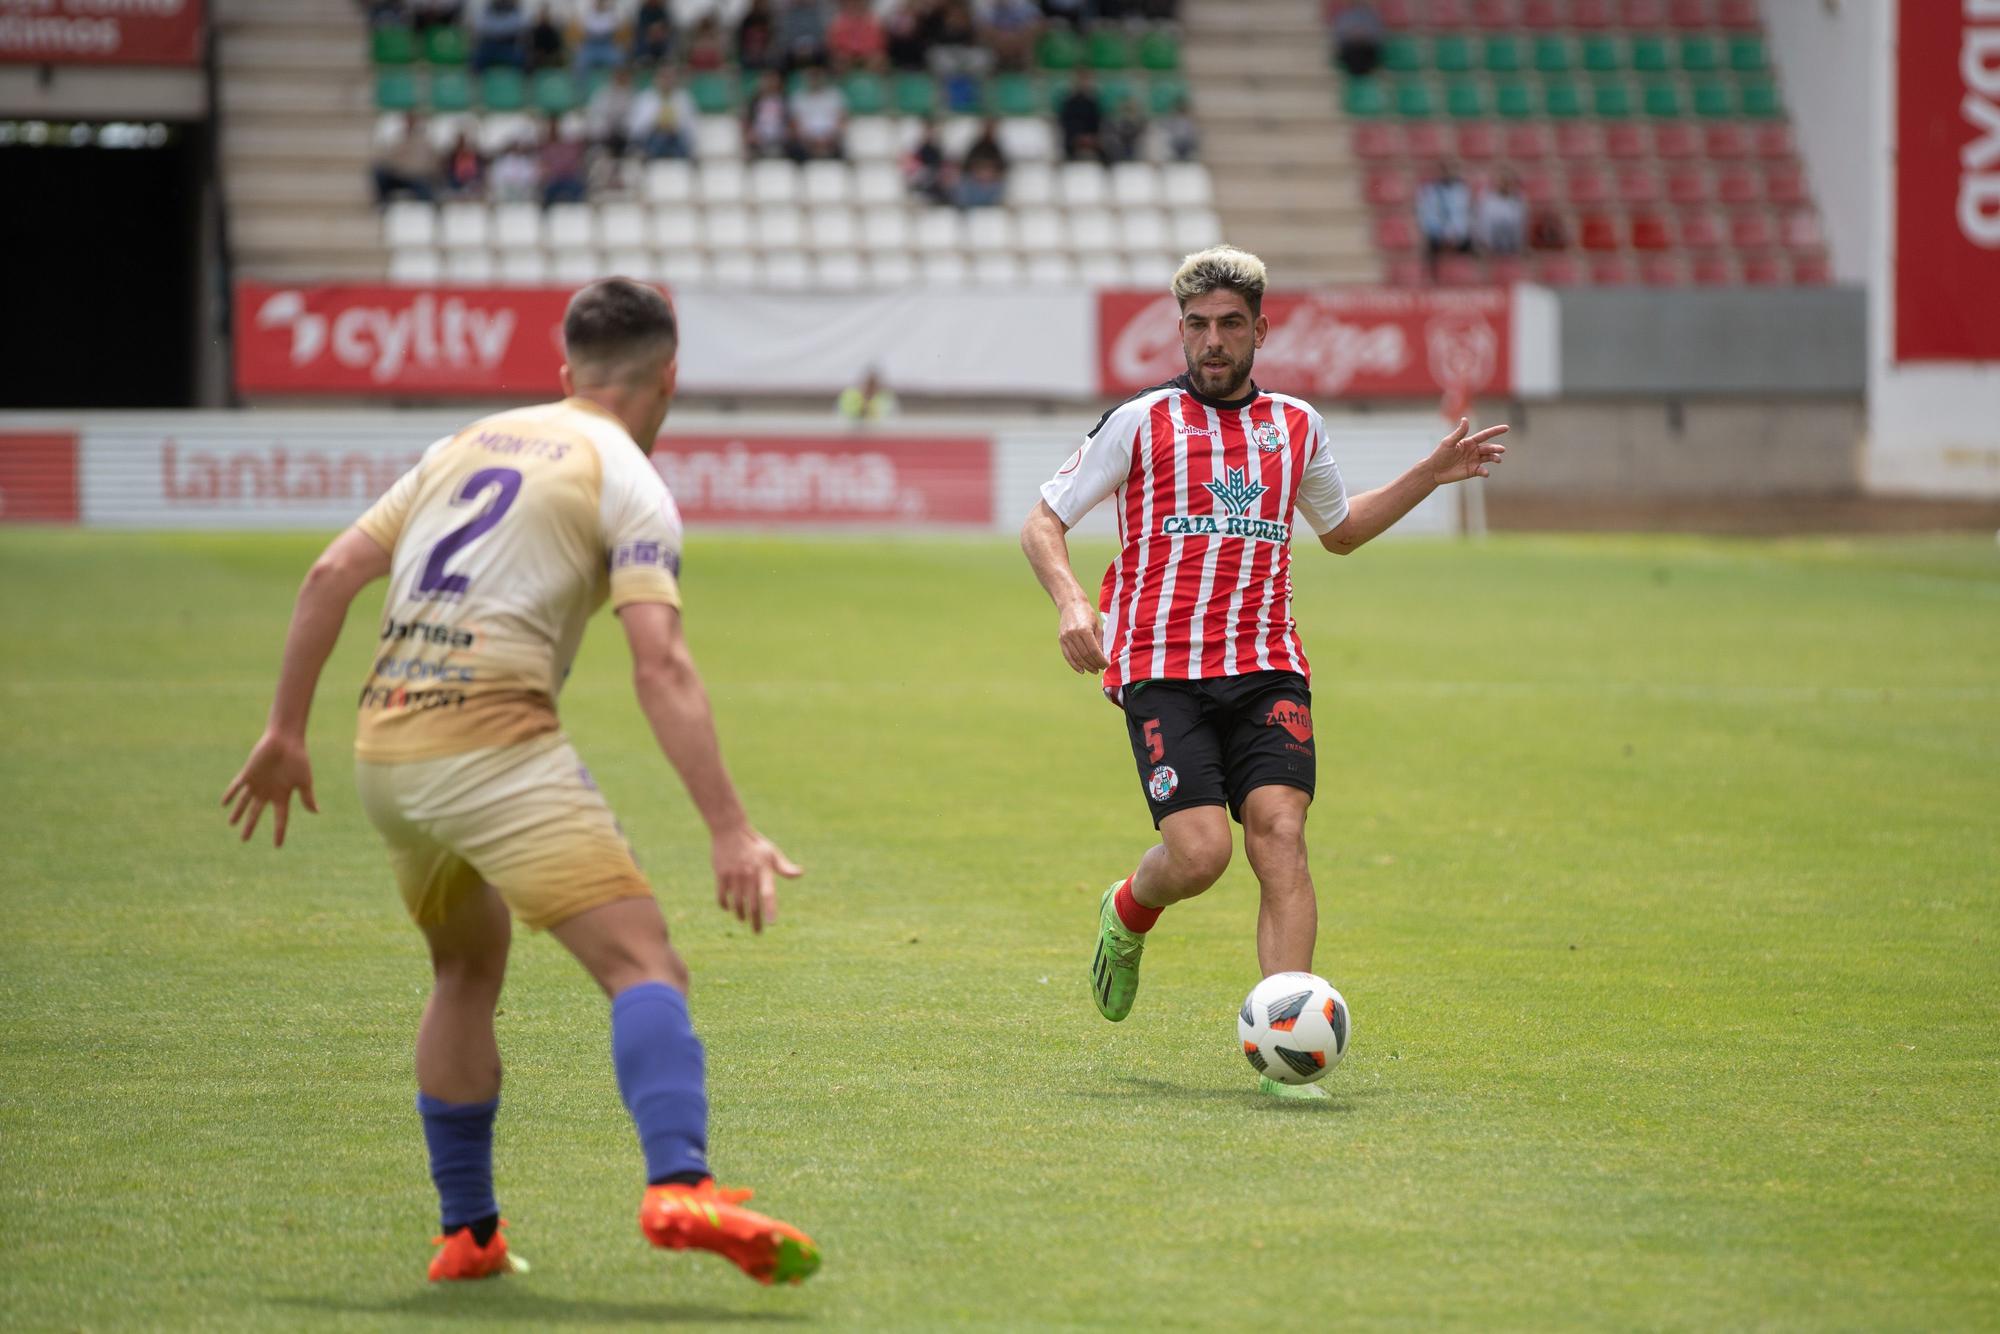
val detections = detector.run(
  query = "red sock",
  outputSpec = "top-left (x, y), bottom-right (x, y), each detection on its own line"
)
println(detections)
top-left (1113, 877), bottom-right (1163, 933)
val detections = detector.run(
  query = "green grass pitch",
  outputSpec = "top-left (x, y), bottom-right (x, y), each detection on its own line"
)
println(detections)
top-left (1, 529), bottom-right (1996, 1331)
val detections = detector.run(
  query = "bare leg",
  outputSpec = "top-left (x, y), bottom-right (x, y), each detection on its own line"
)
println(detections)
top-left (1130, 805), bottom-right (1234, 908)
top-left (416, 883), bottom-right (512, 1103)
top-left (1240, 785), bottom-right (1317, 975)
top-left (547, 895), bottom-right (689, 997)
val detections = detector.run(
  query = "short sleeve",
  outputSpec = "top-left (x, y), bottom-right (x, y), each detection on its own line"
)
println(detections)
top-left (352, 434), bottom-right (450, 551)
top-left (1039, 401), bottom-right (1141, 527)
top-left (1292, 416), bottom-right (1349, 536)
top-left (602, 457), bottom-right (685, 611)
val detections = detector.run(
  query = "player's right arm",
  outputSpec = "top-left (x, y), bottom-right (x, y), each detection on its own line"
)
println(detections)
top-left (1019, 403), bottom-right (1140, 675)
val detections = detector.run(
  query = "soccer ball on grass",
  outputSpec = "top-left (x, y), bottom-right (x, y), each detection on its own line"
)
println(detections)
top-left (1238, 971), bottom-right (1350, 1085)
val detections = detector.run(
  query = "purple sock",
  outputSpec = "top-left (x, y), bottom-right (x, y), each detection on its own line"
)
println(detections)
top-left (610, 982), bottom-right (710, 1185)
top-left (416, 1093), bottom-right (498, 1233)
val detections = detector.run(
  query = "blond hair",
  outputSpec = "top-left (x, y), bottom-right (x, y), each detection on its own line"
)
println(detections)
top-left (1172, 245), bottom-right (1268, 316)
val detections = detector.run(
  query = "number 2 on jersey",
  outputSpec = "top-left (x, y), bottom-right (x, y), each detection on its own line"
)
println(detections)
top-left (415, 467), bottom-right (522, 600)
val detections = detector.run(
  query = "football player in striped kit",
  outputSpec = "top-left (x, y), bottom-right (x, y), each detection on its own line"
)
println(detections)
top-left (1021, 246), bottom-right (1508, 1098)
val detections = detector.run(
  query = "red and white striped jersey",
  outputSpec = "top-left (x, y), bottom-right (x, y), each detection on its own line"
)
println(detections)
top-left (1040, 374), bottom-right (1348, 693)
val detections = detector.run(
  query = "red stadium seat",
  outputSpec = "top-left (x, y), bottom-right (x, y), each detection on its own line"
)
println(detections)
top-left (1781, 210), bottom-right (1823, 248)
top-left (1534, 253), bottom-right (1583, 284)
top-left (1792, 253), bottom-right (1832, 285)
top-left (1668, 0), bottom-right (1709, 26)
top-left (1753, 123), bottom-right (1795, 160)
top-left (1354, 123), bottom-right (1402, 161)
top-left (1437, 253), bottom-right (1485, 285)
top-left (1556, 122), bottom-right (1603, 160)
top-left (1667, 166), bottom-right (1710, 204)
top-left (1729, 210), bottom-right (1776, 248)
top-left (1375, 213), bottom-right (1419, 251)
top-left (1705, 123), bottom-right (1751, 159)
top-left (1640, 254), bottom-right (1683, 286)
top-left (1471, 0), bottom-right (1516, 25)
top-left (1605, 123), bottom-right (1648, 160)
top-left (1488, 255), bottom-right (1529, 284)
top-left (1717, 0), bottom-right (1759, 28)
top-left (1654, 123), bottom-right (1700, 159)
top-left (1630, 212), bottom-right (1671, 250)
top-left (1520, 166), bottom-right (1559, 203)
top-left (1519, 0), bottom-right (1565, 28)
top-left (1406, 122), bottom-right (1450, 158)
top-left (1571, 0), bottom-right (1612, 28)
top-left (1618, 167), bottom-right (1662, 205)
top-left (1376, 0), bottom-right (1418, 25)
top-left (1741, 253), bottom-right (1783, 284)
top-left (1568, 168), bottom-right (1612, 206)
top-left (1579, 212), bottom-right (1621, 250)
top-left (1717, 165), bottom-right (1760, 204)
top-left (1621, 0), bottom-right (1667, 24)
top-left (1765, 165), bottom-right (1807, 207)
top-left (1692, 254), bottom-right (1734, 285)
top-left (1422, 0), bottom-right (1473, 26)
top-left (1504, 123), bottom-right (1553, 159)
top-left (1678, 209), bottom-right (1725, 249)
top-left (1367, 169), bottom-right (1416, 207)
top-left (1456, 123), bottom-right (1501, 161)
top-left (1388, 256), bottom-right (1426, 285)
top-left (1589, 255), bottom-right (1636, 284)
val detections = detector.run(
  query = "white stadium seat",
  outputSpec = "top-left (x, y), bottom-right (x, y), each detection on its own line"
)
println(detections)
top-left (551, 250), bottom-right (604, 283)
top-left (1007, 162), bottom-right (1055, 207)
top-left (696, 160), bottom-right (746, 205)
top-left (1163, 162), bottom-right (1215, 207)
top-left (1111, 163), bottom-right (1163, 209)
top-left (652, 206), bottom-right (700, 249)
top-left (764, 250), bottom-right (812, 289)
top-left (939, 117), bottom-right (980, 160)
top-left (477, 113), bottom-right (535, 155)
top-left (845, 116), bottom-right (897, 161)
top-left (812, 251), bottom-right (866, 289)
top-left (546, 203), bottom-right (595, 250)
top-left (1129, 253), bottom-right (1178, 286)
top-left (497, 249), bottom-right (548, 285)
top-left (867, 251), bottom-right (917, 285)
top-left (383, 201), bottom-right (435, 247)
top-left (439, 202), bottom-right (489, 249)
top-left (965, 209), bottom-right (1017, 253)
top-left (1025, 252), bottom-right (1079, 286)
top-left (604, 250), bottom-right (655, 281)
top-left (710, 251), bottom-right (762, 285)
top-left (753, 206), bottom-right (805, 249)
top-left (972, 253), bottom-right (1025, 286)
top-left (492, 202), bottom-right (541, 248)
top-left (1172, 209), bottom-right (1224, 251)
top-left (749, 159), bottom-right (800, 204)
top-left (914, 208), bottom-right (965, 253)
top-left (1120, 209), bottom-right (1170, 251)
top-left (643, 159), bottom-right (696, 204)
top-left (693, 114), bottom-right (741, 160)
top-left (599, 202), bottom-right (648, 249)
top-left (1078, 253), bottom-right (1129, 285)
top-left (704, 205), bottom-right (752, 249)
top-left (997, 119), bottom-right (1055, 163)
top-left (809, 207), bottom-right (859, 250)
top-left (1016, 207), bottom-right (1065, 251)
top-left (445, 249), bottom-right (496, 283)
top-left (921, 253), bottom-right (970, 286)
top-left (1068, 208), bottom-right (1119, 254)
top-left (659, 250), bottom-right (711, 285)
top-left (1058, 162), bottom-right (1109, 208)
top-left (861, 206), bottom-right (911, 252)
top-left (388, 249), bottom-right (442, 284)
top-left (803, 160), bottom-right (852, 205)
top-left (855, 161), bottom-right (904, 206)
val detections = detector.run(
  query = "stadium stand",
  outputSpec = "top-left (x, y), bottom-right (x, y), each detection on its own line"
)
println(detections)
top-left (1333, 0), bottom-right (1828, 285)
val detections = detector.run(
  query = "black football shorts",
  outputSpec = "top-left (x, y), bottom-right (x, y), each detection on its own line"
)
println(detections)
top-left (1120, 671), bottom-right (1316, 827)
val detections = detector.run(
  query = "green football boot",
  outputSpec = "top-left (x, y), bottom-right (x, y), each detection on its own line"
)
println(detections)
top-left (1090, 884), bottom-right (1146, 1021)
top-left (1257, 1076), bottom-right (1329, 1101)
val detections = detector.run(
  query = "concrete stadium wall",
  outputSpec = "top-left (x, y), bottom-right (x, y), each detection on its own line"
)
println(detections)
top-left (1761, 0), bottom-right (1874, 285)
top-left (1554, 288), bottom-right (1867, 396)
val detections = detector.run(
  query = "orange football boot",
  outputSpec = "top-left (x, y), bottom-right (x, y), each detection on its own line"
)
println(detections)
top-left (427, 1219), bottom-right (527, 1281)
top-left (639, 1180), bottom-right (820, 1286)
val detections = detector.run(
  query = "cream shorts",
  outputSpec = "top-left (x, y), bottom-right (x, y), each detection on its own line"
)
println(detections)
top-left (355, 733), bottom-right (652, 931)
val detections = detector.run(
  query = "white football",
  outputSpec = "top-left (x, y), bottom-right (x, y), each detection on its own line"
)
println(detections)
top-left (1238, 971), bottom-right (1351, 1084)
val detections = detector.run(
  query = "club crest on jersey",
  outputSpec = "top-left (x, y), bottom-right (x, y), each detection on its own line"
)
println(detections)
top-left (1254, 422), bottom-right (1285, 453)
top-left (1159, 467), bottom-right (1289, 544)
top-left (1147, 765), bottom-right (1179, 802)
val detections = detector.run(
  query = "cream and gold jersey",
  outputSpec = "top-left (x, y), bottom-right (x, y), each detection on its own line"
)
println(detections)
top-left (351, 397), bottom-right (683, 764)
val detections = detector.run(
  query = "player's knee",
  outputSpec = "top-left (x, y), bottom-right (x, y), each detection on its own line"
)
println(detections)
top-left (1244, 802), bottom-right (1307, 854)
top-left (1168, 832), bottom-right (1232, 890)
top-left (432, 947), bottom-right (507, 993)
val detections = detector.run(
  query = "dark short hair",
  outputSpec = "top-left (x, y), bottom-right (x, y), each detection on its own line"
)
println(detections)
top-left (562, 278), bottom-right (678, 370)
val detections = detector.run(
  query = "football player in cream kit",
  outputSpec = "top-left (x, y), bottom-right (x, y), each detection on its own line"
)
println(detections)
top-left (222, 280), bottom-right (819, 1286)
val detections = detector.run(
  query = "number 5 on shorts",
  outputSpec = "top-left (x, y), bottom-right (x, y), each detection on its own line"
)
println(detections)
top-left (1142, 718), bottom-right (1164, 763)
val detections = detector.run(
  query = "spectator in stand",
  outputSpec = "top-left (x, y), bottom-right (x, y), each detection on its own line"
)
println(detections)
top-left (471, 0), bottom-right (528, 72)
top-left (489, 134), bottom-right (541, 202)
top-left (743, 69), bottom-right (802, 160)
top-left (1331, 2), bottom-right (1385, 78)
top-left (586, 65), bottom-right (636, 158)
top-left (442, 129), bottom-right (485, 197)
top-left (525, 6), bottom-right (565, 71)
top-left (685, 15), bottom-right (727, 70)
top-left (631, 0), bottom-right (673, 65)
top-left (411, 0), bottom-right (462, 34)
top-left (371, 112), bottom-right (439, 203)
top-left (539, 117), bottom-right (588, 204)
top-left (1415, 160), bottom-right (1473, 279)
top-left (775, 0), bottom-right (831, 71)
top-left (904, 119), bottom-right (952, 204)
top-left (980, 0), bottom-right (1042, 72)
top-left (1158, 92), bottom-right (1199, 162)
top-left (791, 66), bottom-right (848, 159)
top-left (736, 0), bottom-right (779, 70)
top-left (885, 1), bottom-right (936, 70)
top-left (827, 0), bottom-right (887, 72)
top-left (1475, 170), bottom-right (1527, 256)
top-left (574, 0), bottom-right (624, 76)
top-left (1040, 0), bottom-right (1086, 24)
top-left (1528, 204), bottom-right (1568, 251)
top-left (837, 368), bottom-right (898, 421)
top-left (365, 0), bottom-right (408, 30)
top-left (630, 67), bottom-right (697, 158)
top-left (1059, 71), bottom-right (1105, 162)
top-left (1101, 91), bottom-right (1147, 163)
top-left (955, 117), bottom-right (1009, 208)
top-left (927, 1), bottom-right (989, 81)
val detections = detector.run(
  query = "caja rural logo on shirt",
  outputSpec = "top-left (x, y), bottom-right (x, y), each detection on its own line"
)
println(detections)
top-left (1160, 467), bottom-right (1290, 544)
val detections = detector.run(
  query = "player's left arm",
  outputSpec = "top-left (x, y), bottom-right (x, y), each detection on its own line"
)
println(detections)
top-left (222, 526), bottom-right (391, 846)
top-left (1318, 417), bottom-right (1508, 556)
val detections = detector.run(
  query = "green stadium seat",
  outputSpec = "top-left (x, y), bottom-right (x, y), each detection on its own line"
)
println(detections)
top-left (374, 68), bottom-right (419, 111)
top-left (1344, 76), bottom-right (1389, 117)
top-left (1395, 81), bottom-right (1435, 118)
top-left (431, 67), bottom-right (473, 113)
top-left (1483, 36), bottom-right (1522, 73)
top-left (894, 71), bottom-right (938, 116)
top-left (1087, 28), bottom-right (1135, 70)
top-left (1739, 78), bottom-right (1780, 118)
top-left (1544, 81), bottom-right (1585, 118)
top-left (843, 70), bottom-right (888, 114)
top-left (1147, 74), bottom-right (1188, 116)
top-left (480, 67), bottom-right (525, 111)
top-left (531, 68), bottom-right (575, 114)
top-left (1494, 81), bottom-right (1535, 119)
top-left (1593, 81), bottom-right (1633, 118)
top-left (1642, 81), bottom-right (1681, 118)
top-left (1096, 74), bottom-right (1135, 110)
top-left (1037, 27), bottom-right (1082, 70)
top-left (1532, 36), bottom-right (1571, 74)
top-left (1691, 80), bottom-right (1733, 117)
top-left (1728, 36), bottom-right (1766, 72)
top-left (1581, 36), bottom-right (1620, 73)
top-left (372, 25), bottom-right (416, 66)
top-left (1383, 35), bottom-right (1422, 74)
top-left (1433, 35), bottom-right (1473, 73)
top-left (579, 66), bottom-right (610, 102)
top-left (1446, 80), bottom-right (1483, 118)
top-left (423, 25), bottom-right (466, 66)
top-left (689, 70), bottom-right (734, 113)
top-left (1630, 36), bottom-right (1669, 74)
top-left (1137, 30), bottom-right (1180, 72)
top-left (1679, 36), bottom-right (1719, 73)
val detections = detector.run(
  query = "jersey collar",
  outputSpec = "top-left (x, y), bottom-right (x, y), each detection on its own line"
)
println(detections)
top-left (1173, 372), bottom-right (1262, 413)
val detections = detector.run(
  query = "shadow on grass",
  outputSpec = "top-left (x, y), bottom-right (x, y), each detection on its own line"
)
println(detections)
top-left (268, 1291), bottom-right (808, 1325)
top-left (1085, 1075), bottom-right (1380, 1111)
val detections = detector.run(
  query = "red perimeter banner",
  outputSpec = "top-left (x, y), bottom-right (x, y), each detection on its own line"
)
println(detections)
top-left (1895, 1), bottom-right (2000, 362)
top-left (235, 284), bottom-right (576, 396)
top-left (1098, 288), bottom-right (1511, 400)
top-left (0, 0), bottom-right (203, 65)
top-left (0, 431), bottom-right (80, 523)
top-left (656, 436), bottom-right (992, 526)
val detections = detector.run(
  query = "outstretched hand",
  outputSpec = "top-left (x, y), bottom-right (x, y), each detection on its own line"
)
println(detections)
top-left (711, 825), bottom-right (803, 934)
top-left (1428, 418), bottom-right (1510, 485)
top-left (221, 731), bottom-right (318, 847)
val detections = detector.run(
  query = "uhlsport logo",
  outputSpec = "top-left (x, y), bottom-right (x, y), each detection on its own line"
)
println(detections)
top-left (1147, 765), bottom-right (1179, 802)
top-left (1160, 467), bottom-right (1289, 544)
